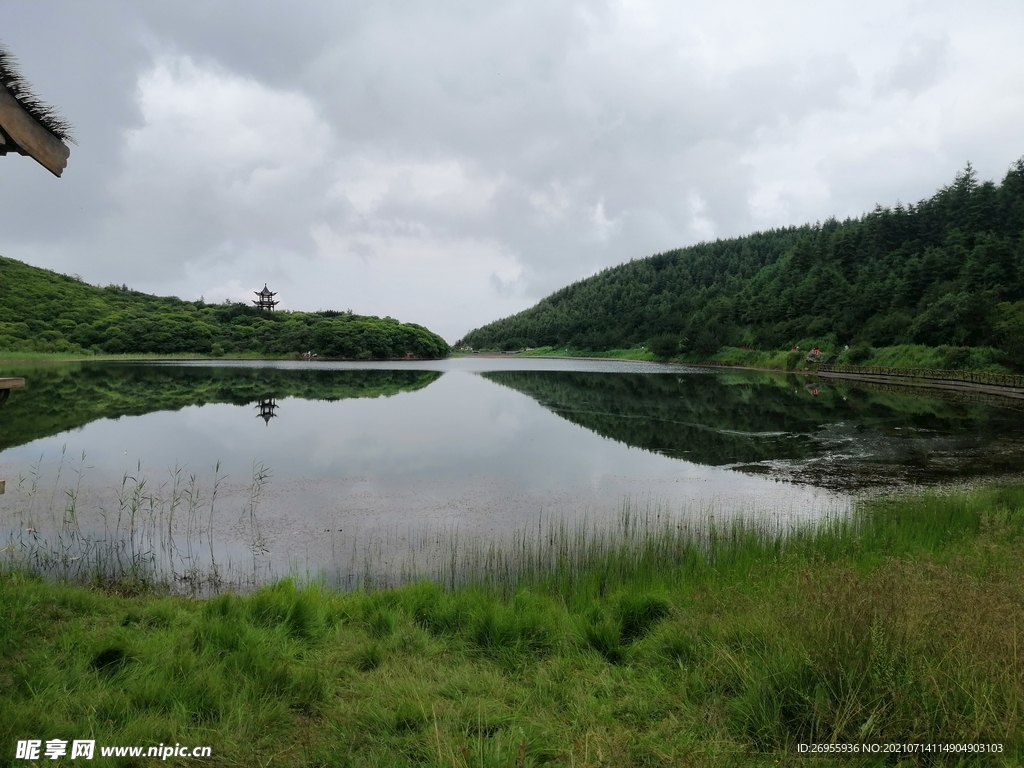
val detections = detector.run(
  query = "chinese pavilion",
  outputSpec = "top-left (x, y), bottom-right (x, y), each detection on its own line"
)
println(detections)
top-left (253, 284), bottom-right (279, 311)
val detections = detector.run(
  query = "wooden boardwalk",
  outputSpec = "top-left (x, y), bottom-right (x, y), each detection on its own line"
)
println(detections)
top-left (817, 364), bottom-right (1024, 389)
top-left (815, 367), bottom-right (1024, 402)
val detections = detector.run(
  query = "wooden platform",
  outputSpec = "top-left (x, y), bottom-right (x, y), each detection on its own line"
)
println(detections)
top-left (816, 369), bottom-right (1024, 401)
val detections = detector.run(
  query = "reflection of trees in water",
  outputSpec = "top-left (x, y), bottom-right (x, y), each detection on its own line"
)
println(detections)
top-left (0, 364), bottom-right (442, 451)
top-left (482, 370), bottom-right (1024, 484)
top-left (485, 370), bottom-right (817, 465)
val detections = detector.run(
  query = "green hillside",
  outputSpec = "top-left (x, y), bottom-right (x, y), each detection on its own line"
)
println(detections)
top-left (0, 257), bottom-right (449, 359)
top-left (461, 161), bottom-right (1024, 368)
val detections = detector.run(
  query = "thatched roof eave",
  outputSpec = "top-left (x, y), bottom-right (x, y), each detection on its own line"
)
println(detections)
top-left (0, 42), bottom-right (72, 177)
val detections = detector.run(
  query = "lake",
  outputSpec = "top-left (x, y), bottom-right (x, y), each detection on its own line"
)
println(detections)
top-left (2, 357), bottom-right (1022, 588)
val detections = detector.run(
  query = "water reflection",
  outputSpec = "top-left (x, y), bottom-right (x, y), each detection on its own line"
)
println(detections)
top-left (2, 360), bottom-right (1022, 490)
top-left (0, 362), bottom-right (441, 451)
top-left (482, 369), bottom-right (1024, 489)
top-left (2, 358), bottom-right (1021, 587)
top-left (255, 398), bottom-right (279, 425)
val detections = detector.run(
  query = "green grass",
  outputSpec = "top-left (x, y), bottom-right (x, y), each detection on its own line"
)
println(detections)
top-left (508, 343), bottom-right (1015, 377)
top-left (690, 344), bottom-right (1010, 373)
top-left (516, 345), bottom-right (657, 360)
top-left (3, 486), bottom-right (1023, 766)
top-left (690, 347), bottom-right (802, 370)
top-left (835, 343), bottom-right (1011, 371)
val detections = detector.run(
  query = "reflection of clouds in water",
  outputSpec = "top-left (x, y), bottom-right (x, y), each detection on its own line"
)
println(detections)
top-left (3, 359), bottom-right (1023, 582)
top-left (0, 370), bottom-right (845, 583)
top-left (0, 450), bottom-right (846, 588)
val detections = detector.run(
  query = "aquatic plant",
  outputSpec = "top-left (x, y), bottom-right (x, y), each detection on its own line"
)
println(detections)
top-left (0, 452), bottom-right (272, 595)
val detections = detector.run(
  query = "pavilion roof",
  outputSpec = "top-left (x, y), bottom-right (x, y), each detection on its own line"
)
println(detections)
top-left (0, 43), bottom-right (72, 177)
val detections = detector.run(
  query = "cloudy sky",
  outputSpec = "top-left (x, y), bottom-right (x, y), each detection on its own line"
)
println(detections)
top-left (0, 1), bottom-right (1021, 342)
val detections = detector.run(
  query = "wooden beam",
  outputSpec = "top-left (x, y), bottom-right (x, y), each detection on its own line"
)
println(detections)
top-left (0, 86), bottom-right (69, 176)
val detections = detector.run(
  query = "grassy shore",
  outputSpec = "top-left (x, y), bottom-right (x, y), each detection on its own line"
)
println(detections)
top-left (517, 346), bottom-right (657, 361)
top-left (0, 351), bottom-right (306, 365)
top-left (695, 344), bottom-right (1013, 374)
top-left (5, 344), bottom-right (1011, 374)
top-left (2, 485), bottom-right (1023, 766)
top-left (515, 343), bottom-right (1014, 376)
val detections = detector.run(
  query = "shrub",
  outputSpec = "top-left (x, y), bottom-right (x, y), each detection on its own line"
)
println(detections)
top-left (846, 342), bottom-right (873, 364)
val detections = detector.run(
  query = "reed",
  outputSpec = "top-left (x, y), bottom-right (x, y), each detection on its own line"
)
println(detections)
top-left (350, 486), bottom-right (992, 606)
top-left (3, 450), bottom-right (1007, 604)
top-left (2, 483), bottom-right (1022, 765)
top-left (1, 452), bottom-right (273, 595)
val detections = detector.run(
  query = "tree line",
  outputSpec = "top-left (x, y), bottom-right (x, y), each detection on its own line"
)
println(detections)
top-left (0, 257), bottom-right (449, 360)
top-left (461, 161), bottom-right (1024, 368)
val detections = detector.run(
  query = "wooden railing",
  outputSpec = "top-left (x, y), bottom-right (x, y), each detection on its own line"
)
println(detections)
top-left (817, 364), bottom-right (1024, 389)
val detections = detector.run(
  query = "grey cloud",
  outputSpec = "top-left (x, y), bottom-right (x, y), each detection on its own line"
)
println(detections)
top-left (0, 1), bottom-right (1021, 342)
top-left (880, 34), bottom-right (950, 95)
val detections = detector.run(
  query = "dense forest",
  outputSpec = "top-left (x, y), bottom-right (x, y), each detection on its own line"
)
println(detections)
top-left (0, 257), bottom-right (449, 359)
top-left (461, 162), bottom-right (1024, 367)
top-left (0, 363), bottom-right (441, 451)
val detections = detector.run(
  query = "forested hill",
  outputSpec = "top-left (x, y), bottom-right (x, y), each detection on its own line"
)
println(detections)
top-left (461, 162), bottom-right (1024, 366)
top-left (0, 257), bottom-right (449, 359)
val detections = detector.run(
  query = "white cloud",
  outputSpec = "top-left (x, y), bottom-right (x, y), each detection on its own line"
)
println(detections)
top-left (589, 197), bottom-right (619, 241)
top-left (527, 182), bottom-right (571, 223)
top-left (687, 192), bottom-right (714, 242)
top-left (306, 224), bottom-right (528, 337)
top-left (104, 55), bottom-right (335, 273)
top-left (333, 157), bottom-right (502, 218)
top-left (0, 0), bottom-right (1022, 342)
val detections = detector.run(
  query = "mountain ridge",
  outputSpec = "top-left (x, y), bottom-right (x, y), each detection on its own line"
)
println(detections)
top-left (460, 161), bottom-right (1024, 369)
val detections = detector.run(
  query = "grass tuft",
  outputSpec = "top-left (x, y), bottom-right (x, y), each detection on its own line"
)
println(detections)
top-left (353, 642), bottom-right (384, 672)
top-left (90, 646), bottom-right (129, 675)
top-left (366, 607), bottom-right (398, 638)
top-left (615, 592), bottom-right (671, 644)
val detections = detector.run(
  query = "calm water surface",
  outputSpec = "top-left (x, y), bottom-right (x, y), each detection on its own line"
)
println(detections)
top-left (2, 358), bottom-right (1021, 585)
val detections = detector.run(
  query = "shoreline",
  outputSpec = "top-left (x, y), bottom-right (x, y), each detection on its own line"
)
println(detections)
top-left (6, 351), bottom-right (1024, 408)
top-left (2, 483), bottom-right (1022, 764)
top-left (472, 352), bottom-right (1024, 401)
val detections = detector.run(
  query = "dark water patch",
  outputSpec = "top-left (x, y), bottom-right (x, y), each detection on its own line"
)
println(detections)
top-left (482, 369), bottom-right (1024, 489)
top-left (0, 361), bottom-right (441, 452)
